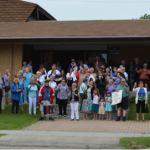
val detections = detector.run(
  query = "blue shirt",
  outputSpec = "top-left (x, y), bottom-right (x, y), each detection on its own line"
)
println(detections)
top-left (57, 84), bottom-right (69, 100)
top-left (28, 85), bottom-right (38, 98)
top-left (23, 73), bottom-right (32, 87)
top-left (138, 88), bottom-right (145, 101)
top-left (43, 87), bottom-right (51, 100)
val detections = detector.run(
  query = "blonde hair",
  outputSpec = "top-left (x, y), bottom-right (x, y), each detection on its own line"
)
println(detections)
top-left (14, 78), bottom-right (20, 83)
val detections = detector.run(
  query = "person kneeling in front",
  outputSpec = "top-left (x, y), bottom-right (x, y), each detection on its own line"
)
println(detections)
top-left (39, 80), bottom-right (55, 121)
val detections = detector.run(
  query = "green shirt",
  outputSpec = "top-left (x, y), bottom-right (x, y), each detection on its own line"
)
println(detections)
top-left (80, 83), bottom-right (87, 94)
top-left (116, 84), bottom-right (129, 98)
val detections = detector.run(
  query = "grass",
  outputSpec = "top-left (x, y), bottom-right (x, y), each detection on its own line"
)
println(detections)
top-left (0, 104), bottom-right (40, 130)
top-left (0, 134), bottom-right (6, 137)
top-left (128, 103), bottom-right (150, 120)
top-left (119, 137), bottom-right (150, 149)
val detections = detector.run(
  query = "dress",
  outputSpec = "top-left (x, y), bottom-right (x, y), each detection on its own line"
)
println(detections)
top-left (105, 97), bottom-right (112, 112)
top-left (98, 102), bottom-right (105, 115)
top-left (87, 88), bottom-right (93, 111)
top-left (82, 99), bottom-right (89, 113)
top-left (19, 79), bottom-right (24, 106)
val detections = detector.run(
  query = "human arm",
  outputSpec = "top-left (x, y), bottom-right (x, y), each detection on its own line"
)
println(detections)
top-left (83, 99), bottom-right (87, 106)
top-left (47, 70), bottom-right (51, 78)
top-left (125, 82), bottom-right (129, 93)
top-left (66, 73), bottom-right (72, 80)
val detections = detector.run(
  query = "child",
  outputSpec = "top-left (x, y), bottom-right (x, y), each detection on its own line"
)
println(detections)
top-left (105, 91), bottom-right (112, 121)
top-left (82, 93), bottom-right (89, 120)
top-left (98, 97), bottom-right (105, 120)
top-left (92, 88), bottom-right (100, 120)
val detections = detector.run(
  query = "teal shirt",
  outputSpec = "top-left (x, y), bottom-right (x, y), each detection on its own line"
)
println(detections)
top-left (28, 85), bottom-right (38, 98)
top-left (80, 83), bottom-right (87, 94)
top-left (116, 84), bottom-right (129, 98)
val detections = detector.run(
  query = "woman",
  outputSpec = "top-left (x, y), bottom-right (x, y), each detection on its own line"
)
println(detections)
top-left (78, 69), bottom-right (86, 89)
top-left (70, 83), bottom-right (79, 121)
top-left (16, 73), bottom-right (24, 111)
top-left (112, 72), bottom-right (122, 88)
top-left (79, 78), bottom-right (88, 111)
top-left (22, 62), bottom-right (27, 70)
top-left (23, 67), bottom-right (32, 103)
top-left (57, 79), bottom-right (70, 117)
top-left (48, 69), bottom-right (59, 79)
top-left (28, 78), bottom-right (38, 115)
top-left (133, 58), bottom-right (140, 84)
top-left (11, 78), bottom-right (23, 114)
top-left (136, 63), bottom-right (150, 89)
top-left (60, 70), bottom-right (66, 79)
top-left (56, 61), bottom-right (62, 72)
top-left (133, 81), bottom-right (148, 121)
top-left (49, 75), bottom-right (57, 112)
top-left (4, 70), bottom-right (11, 104)
top-left (95, 69), bottom-right (105, 97)
top-left (105, 68), bottom-right (110, 83)
top-left (128, 60), bottom-right (134, 90)
top-left (37, 71), bottom-right (45, 87)
top-left (40, 68), bottom-right (47, 79)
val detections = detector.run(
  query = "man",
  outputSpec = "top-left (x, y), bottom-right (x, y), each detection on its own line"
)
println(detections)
top-left (0, 72), bottom-right (4, 113)
top-left (27, 61), bottom-right (33, 73)
top-left (68, 59), bottom-right (76, 72)
top-left (94, 56), bottom-right (103, 73)
top-left (47, 64), bottom-right (60, 78)
top-left (115, 78), bottom-right (129, 121)
top-left (39, 80), bottom-right (55, 121)
top-left (117, 68), bottom-right (125, 79)
top-left (122, 67), bottom-right (128, 82)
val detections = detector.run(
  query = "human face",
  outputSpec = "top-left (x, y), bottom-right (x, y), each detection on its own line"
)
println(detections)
top-left (37, 73), bottom-right (41, 78)
top-left (98, 70), bottom-right (102, 75)
top-left (89, 81), bottom-right (94, 87)
top-left (52, 65), bottom-right (56, 70)
top-left (15, 80), bottom-right (19, 85)
top-left (81, 69), bottom-right (85, 74)
top-left (94, 89), bottom-right (98, 94)
top-left (144, 65), bottom-right (147, 69)
top-left (31, 80), bottom-right (35, 84)
top-left (107, 93), bottom-right (111, 97)
top-left (117, 73), bottom-right (120, 78)
top-left (61, 80), bottom-right (65, 85)
top-left (72, 84), bottom-right (75, 89)
top-left (17, 75), bottom-right (20, 79)
top-left (113, 68), bottom-right (117, 72)
top-left (50, 77), bottom-right (54, 81)
top-left (121, 79), bottom-right (125, 85)
top-left (106, 68), bottom-right (110, 73)
top-left (45, 82), bottom-right (49, 86)
top-left (40, 69), bottom-right (43, 74)
top-left (139, 82), bottom-right (144, 88)
top-left (84, 81), bottom-right (88, 85)
top-left (25, 68), bottom-right (29, 73)
top-left (70, 68), bottom-right (73, 73)
top-left (109, 80), bottom-right (113, 85)
top-left (29, 61), bottom-right (32, 65)
top-left (135, 60), bottom-right (138, 64)
top-left (101, 99), bottom-right (104, 102)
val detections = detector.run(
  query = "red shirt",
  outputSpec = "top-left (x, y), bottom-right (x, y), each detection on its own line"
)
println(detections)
top-left (76, 71), bottom-right (80, 85)
top-left (138, 69), bottom-right (150, 79)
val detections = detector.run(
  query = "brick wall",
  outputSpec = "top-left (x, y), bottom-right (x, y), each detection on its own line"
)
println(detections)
top-left (0, 44), bottom-right (23, 83)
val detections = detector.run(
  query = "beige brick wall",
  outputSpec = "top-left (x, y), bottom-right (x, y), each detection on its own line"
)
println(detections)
top-left (0, 44), bottom-right (23, 83)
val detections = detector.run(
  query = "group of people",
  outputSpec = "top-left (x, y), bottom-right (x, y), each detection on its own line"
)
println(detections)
top-left (0, 56), bottom-right (149, 122)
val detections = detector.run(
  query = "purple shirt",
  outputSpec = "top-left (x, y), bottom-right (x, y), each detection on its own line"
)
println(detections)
top-left (107, 85), bottom-right (114, 95)
top-left (4, 74), bottom-right (10, 86)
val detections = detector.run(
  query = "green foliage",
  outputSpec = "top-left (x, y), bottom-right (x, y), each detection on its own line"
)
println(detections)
top-left (129, 95), bottom-right (150, 103)
top-left (0, 104), bottom-right (40, 130)
top-left (119, 137), bottom-right (150, 148)
top-left (140, 13), bottom-right (150, 19)
top-left (0, 134), bottom-right (6, 137)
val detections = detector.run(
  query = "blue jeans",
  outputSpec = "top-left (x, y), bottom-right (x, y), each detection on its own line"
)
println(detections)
top-left (24, 87), bottom-right (28, 103)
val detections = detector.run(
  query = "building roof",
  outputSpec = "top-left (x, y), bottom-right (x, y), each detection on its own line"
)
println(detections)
top-left (0, 0), bottom-right (56, 22)
top-left (0, 20), bottom-right (150, 38)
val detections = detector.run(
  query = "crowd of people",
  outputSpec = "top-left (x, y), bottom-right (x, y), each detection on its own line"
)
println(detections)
top-left (0, 56), bottom-right (149, 122)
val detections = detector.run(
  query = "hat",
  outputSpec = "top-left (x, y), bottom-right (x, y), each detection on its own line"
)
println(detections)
top-left (71, 59), bottom-right (75, 62)
top-left (45, 80), bottom-right (49, 83)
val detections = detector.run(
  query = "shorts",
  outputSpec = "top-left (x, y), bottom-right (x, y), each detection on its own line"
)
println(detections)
top-left (40, 100), bottom-right (51, 112)
top-left (5, 91), bottom-right (9, 98)
top-left (139, 79), bottom-right (149, 84)
top-left (117, 96), bottom-right (128, 110)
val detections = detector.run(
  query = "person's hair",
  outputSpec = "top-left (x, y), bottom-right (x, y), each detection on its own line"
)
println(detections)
top-left (61, 78), bottom-right (66, 82)
top-left (72, 83), bottom-right (77, 87)
top-left (19, 70), bottom-right (23, 73)
top-left (80, 68), bottom-right (86, 74)
top-left (83, 93), bottom-right (87, 99)
top-left (89, 80), bottom-right (95, 87)
top-left (117, 72), bottom-right (121, 76)
top-left (16, 73), bottom-right (20, 77)
top-left (139, 81), bottom-right (144, 85)
top-left (113, 67), bottom-right (118, 70)
top-left (135, 57), bottom-right (139, 62)
top-left (30, 77), bottom-right (35, 81)
top-left (50, 75), bottom-right (54, 79)
top-left (60, 70), bottom-right (65, 78)
top-left (5, 70), bottom-right (10, 74)
top-left (98, 69), bottom-right (102, 74)
top-left (117, 68), bottom-right (122, 72)
top-left (23, 62), bottom-right (27, 65)
top-left (143, 63), bottom-right (147, 67)
top-left (83, 78), bottom-right (87, 83)
top-left (25, 67), bottom-right (30, 71)
top-left (100, 97), bottom-right (104, 101)
top-left (106, 91), bottom-right (111, 96)
top-left (94, 88), bottom-right (100, 96)
top-left (14, 78), bottom-right (20, 83)
top-left (122, 67), bottom-right (125, 70)
top-left (109, 79), bottom-right (113, 83)
top-left (36, 71), bottom-right (41, 74)
top-left (121, 60), bottom-right (125, 64)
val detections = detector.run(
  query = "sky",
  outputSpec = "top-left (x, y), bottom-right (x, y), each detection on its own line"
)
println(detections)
top-left (24, 0), bottom-right (150, 20)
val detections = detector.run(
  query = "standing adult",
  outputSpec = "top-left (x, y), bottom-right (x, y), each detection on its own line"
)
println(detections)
top-left (78, 69), bottom-right (86, 89)
top-left (94, 56), bottom-right (103, 74)
top-left (23, 67), bottom-right (32, 103)
top-left (39, 80), bottom-right (54, 121)
top-left (116, 78), bottom-right (129, 121)
top-left (27, 60), bottom-right (33, 73)
top-left (122, 67), bottom-right (128, 82)
top-left (28, 78), bottom-right (38, 115)
top-left (95, 69), bottom-right (105, 97)
top-left (68, 59), bottom-right (76, 72)
top-left (40, 68), bottom-right (47, 80)
top-left (133, 58), bottom-right (140, 84)
top-left (56, 61), bottom-right (62, 72)
top-left (22, 62), bottom-right (27, 70)
top-left (57, 79), bottom-right (70, 117)
top-left (133, 81), bottom-right (148, 121)
top-left (47, 64), bottom-right (60, 78)
top-left (0, 73), bottom-right (4, 113)
top-left (136, 63), bottom-right (150, 89)
top-left (112, 72), bottom-right (122, 88)
top-left (128, 61), bottom-right (134, 90)
top-left (4, 70), bottom-right (11, 104)
top-left (11, 78), bottom-right (23, 114)
top-left (37, 71), bottom-right (45, 87)
top-left (60, 70), bottom-right (66, 79)
top-left (79, 78), bottom-right (88, 111)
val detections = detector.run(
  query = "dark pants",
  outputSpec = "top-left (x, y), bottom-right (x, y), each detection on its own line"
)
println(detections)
top-left (0, 90), bottom-right (2, 113)
top-left (136, 100), bottom-right (145, 113)
top-left (58, 99), bottom-right (67, 115)
top-left (79, 93), bottom-right (84, 111)
top-left (12, 99), bottom-right (19, 114)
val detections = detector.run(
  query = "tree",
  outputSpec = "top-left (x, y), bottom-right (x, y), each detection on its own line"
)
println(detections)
top-left (139, 13), bottom-right (150, 19)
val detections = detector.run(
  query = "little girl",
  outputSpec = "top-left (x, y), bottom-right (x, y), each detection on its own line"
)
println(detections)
top-left (92, 88), bottom-right (100, 120)
top-left (82, 93), bottom-right (89, 120)
top-left (105, 91), bottom-right (112, 121)
top-left (98, 97), bottom-right (105, 120)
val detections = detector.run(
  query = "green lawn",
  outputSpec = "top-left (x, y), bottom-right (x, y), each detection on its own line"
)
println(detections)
top-left (0, 134), bottom-right (6, 137)
top-left (128, 103), bottom-right (150, 120)
top-left (119, 137), bottom-right (150, 149)
top-left (0, 104), bottom-right (40, 130)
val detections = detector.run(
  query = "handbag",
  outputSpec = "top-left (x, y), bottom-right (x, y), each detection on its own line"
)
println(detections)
top-left (145, 105), bottom-right (149, 113)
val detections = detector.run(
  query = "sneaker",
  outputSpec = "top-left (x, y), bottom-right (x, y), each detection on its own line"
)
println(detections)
top-left (49, 117), bottom-right (55, 121)
top-left (71, 119), bottom-right (74, 121)
top-left (122, 117), bottom-right (126, 121)
top-left (59, 115), bottom-right (62, 118)
top-left (116, 117), bottom-right (120, 121)
top-left (39, 117), bottom-right (44, 121)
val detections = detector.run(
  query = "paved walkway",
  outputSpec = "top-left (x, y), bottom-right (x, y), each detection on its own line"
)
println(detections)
top-left (23, 119), bottom-right (150, 133)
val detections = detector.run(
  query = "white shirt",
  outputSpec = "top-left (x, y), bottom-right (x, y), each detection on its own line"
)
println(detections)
top-left (37, 76), bottom-right (45, 87)
top-left (42, 70), bottom-right (47, 79)
top-left (47, 70), bottom-right (60, 78)
top-left (79, 64), bottom-right (89, 70)
top-left (49, 81), bottom-right (57, 90)
top-left (123, 72), bottom-right (128, 81)
top-left (93, 95), bottom-right (99, 104)
top-left (87, 74), bottom-right (95, 85)
top-left (66, 67), bottom-right (77, 82)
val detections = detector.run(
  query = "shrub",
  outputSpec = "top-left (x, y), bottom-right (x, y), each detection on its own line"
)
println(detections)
top-left (129, 95), bottom-right (150, 103)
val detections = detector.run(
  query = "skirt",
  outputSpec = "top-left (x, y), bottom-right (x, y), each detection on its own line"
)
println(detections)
top-left (98, 106), bottom-right (105, 115)
top-left (92, 104), bottom-right (99, 113)
top-left (88, 99), bottom-right (93, 111)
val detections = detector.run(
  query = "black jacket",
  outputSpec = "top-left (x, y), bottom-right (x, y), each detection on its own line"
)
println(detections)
top-left (95, 75), bottom-right (106, 88)
top-left (88, 86), bottom-right (95, 100)
top-left (70, 89), bottom-right (79, 101)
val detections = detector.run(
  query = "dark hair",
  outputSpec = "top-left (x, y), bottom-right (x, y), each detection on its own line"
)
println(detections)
top-left (83, 93), bottom-right (87, 99)
top-left (83, 78), bottom-right (87, 83)
top-left (117, 72), bottom-right (121, 76)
